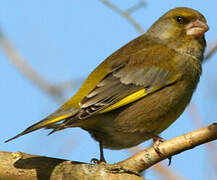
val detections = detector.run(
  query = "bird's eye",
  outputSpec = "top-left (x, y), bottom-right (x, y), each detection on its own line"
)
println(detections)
top-left (176, 16), bottom-right (184, 24)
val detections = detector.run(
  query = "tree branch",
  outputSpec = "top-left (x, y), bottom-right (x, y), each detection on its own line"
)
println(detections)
top-left (116, 123), bottom-right (217, 173)
top-left (0, 151), bottom-right (145, 180)
top-left (1, 124), bottom-right (216, 179)
top-left (128, 147), bottom-right (189, 180)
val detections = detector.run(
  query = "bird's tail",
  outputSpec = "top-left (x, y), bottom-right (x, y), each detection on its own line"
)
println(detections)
top-left (5, 108), bottom-right (79, 143)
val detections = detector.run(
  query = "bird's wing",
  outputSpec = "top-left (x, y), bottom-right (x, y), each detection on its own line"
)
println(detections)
top-left (75, 45), bottom-right (181, 120)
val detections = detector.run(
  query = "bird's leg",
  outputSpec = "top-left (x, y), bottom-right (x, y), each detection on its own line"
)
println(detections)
top-left (91, 142), bottom-right (106, 164)
top-left (99, 142), bottom-right (106, 163)
top-left (147, 133), bottom-right (172, 166)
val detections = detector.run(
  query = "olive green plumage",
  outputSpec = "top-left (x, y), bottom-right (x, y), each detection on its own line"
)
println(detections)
top-left (6, 7), bottom-right (208, 157)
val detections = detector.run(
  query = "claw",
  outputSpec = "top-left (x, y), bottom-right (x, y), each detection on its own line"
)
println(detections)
top-left (90, 142), bottom-right (106, 164)
top-left (90, 158), bottom-right (106, 164)
top-left (152, 135), bottom-right (172, 166)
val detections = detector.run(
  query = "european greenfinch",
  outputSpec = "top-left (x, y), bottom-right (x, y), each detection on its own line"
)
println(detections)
top-left (6, 7), bottom-right (209, 162)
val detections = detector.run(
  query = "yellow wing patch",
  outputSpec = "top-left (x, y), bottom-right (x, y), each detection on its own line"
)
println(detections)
top-left (99, 73), bottom-right (180, 114)
top-left (99, 89), bottom-right (147, 113)
top-left (99, 84), bottom-right (173, 114)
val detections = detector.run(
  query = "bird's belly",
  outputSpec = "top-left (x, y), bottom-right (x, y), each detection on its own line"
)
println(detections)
top-left (84, 80), bottom-right (195, 149)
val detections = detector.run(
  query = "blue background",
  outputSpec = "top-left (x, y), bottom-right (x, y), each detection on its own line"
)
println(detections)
top-left (0, 1), bottom-right (217, 179)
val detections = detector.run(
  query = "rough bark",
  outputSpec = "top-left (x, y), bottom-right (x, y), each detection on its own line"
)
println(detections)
top-left (0, 151), bottom-right (145, 180)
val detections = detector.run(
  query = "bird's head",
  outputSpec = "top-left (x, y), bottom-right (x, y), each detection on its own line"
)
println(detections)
top-left (147, 7), bottom-right (209, 40)
top-left (147, 7), bottom-right (209, 60)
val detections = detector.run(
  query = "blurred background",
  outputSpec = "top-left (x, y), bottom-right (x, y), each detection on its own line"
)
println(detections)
top-left (0, 0), bottom-right (217, 179)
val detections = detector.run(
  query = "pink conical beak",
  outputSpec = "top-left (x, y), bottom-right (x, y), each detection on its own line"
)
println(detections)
top-left (186, 19), bottom-right (209, 37)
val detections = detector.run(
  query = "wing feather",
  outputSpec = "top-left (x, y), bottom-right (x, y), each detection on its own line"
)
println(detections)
top-left (78, 47), bottom-right (180, 119)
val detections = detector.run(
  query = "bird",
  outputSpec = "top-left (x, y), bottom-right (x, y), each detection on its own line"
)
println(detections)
top-left (5, 7), bottom-right (209, 163)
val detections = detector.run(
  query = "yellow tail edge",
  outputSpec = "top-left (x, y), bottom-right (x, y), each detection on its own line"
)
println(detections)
top-left (5, 114), bottom-right (72, 143)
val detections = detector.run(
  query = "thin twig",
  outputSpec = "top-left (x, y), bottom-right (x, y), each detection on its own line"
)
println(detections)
top-left (0, 30), bottom-right (79, 103)
top-left (125, 1), bottom-right (146, 14)
top-left (152, 163), bottom-right (189, 180)
top-left (204, 40), bottom-right (217, 61)
top-left (100, 0), bottom-right (145, 34)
